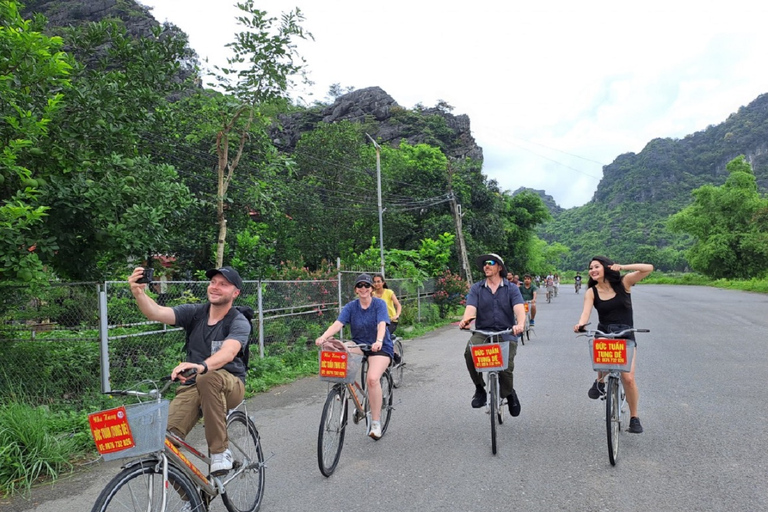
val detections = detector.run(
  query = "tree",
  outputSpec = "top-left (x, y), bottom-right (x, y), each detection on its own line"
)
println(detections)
top-left (24, 18), bottom-right (194, 280)
top-left (668, 155), bottom-right (768, 279)
top-left (0, 0), bottom-right (71, 281)
top-left (208, 0), bottom-right (311, 267)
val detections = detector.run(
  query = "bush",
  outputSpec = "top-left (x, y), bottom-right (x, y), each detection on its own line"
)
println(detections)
top-left (432, 270), bottom-right (469, 318)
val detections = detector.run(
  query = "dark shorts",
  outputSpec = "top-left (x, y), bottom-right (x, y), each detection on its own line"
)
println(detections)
top-left (367, 351), bottom-right (393, 361)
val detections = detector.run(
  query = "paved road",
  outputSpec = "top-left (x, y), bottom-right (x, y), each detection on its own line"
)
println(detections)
top-left (4, 285), bottom-right (768, 511)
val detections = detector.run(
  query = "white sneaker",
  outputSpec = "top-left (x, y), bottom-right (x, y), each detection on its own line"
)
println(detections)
top-left (210, 448), bottom-right (233, 473)
top-left (369, 421), bottom-right (382, 440)
top-left (180, 502), bottom-right (193, 512)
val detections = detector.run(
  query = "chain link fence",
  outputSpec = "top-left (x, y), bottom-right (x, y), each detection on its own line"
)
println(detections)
top-left (1, 273), bottom-right (437, 406)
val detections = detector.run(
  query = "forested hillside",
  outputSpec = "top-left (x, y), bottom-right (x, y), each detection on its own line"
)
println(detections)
top-left (10, 0), bottom-right (768, 280)
top-left (540, 93), bottom-right (768, 271)
top-left (5, 0), bottom-right (551, 282)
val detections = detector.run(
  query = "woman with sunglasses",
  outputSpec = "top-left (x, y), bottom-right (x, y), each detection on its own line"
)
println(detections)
top-left (315, 273), bottom-right (393, 439)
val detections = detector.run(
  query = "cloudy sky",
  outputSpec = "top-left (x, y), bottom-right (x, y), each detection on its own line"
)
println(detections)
top-left (142, 0), bottom-right (768, 208)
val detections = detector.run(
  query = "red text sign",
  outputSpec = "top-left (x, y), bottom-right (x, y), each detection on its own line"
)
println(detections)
top-left (320, 351), bottom-right (349, 379)
top-left (471, 343), bottom-right (503, 369)
top-left (89, 406), bottom-right (135, 455)
top-left (593, 339), bottom-right (628, 365)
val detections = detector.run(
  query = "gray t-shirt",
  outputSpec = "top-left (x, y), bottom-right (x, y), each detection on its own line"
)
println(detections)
top-left (173, 303), bottom-right (250, 381)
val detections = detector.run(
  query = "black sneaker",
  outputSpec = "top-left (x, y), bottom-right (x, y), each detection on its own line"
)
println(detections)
top-left (588, 380), bottom-right (605, 399)
top-left (471, 388), bottom-right (487, 408)
top-left (627, 416), bottom-right (644, 433)
top-left (508, 390), bottom-right (521, 417)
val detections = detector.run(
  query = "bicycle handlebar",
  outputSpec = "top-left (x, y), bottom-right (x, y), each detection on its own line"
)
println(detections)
top-left (578, 327), bottom-right (650, 338)
top-left (468, 328), bottom-right (516, 337)
top-left (105, 375), bottom-right (182, 399)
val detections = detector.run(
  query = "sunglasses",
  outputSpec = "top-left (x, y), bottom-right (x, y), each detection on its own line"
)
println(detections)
top-left (355, 282), bottom-right (372, 289)
top-left (483, 260), bottom-right (498, 266)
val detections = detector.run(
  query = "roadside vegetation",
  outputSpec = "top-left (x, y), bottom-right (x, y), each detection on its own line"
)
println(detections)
top-left (0, 307), bottom-right (459, 496)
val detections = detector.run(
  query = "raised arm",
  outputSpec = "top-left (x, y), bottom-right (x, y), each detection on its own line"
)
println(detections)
top-left (610, 263), bottom-right (654, 289)
top-left (128, 267), bottom-right (176, 325)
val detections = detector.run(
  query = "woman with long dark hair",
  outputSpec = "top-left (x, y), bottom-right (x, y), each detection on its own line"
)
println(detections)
top-left (573, 256), bottom-right (653, 433)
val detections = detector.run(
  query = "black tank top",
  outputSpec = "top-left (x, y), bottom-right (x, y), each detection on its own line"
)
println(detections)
top-left (592, 283), bottom-right (633, 336)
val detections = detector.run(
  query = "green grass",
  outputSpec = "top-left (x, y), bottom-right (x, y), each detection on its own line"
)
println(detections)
top-left (644, 272), bottom-right (768, 293)
top-left (0, 307), bottom-right (489, 496)
top-left (0, 402), bottom-right (91, 496)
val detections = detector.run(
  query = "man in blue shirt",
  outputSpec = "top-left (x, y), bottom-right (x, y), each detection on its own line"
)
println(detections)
top-left (459, 253), bottom-right (526, 416)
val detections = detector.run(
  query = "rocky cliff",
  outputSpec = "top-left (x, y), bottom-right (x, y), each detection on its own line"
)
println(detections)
top-left (272, 86), bottom-right (484, 162)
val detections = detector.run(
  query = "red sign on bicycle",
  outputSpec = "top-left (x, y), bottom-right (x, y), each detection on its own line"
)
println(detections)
top-left (471, 343), bottom-right (503, 369)
top-left (592, 339), bottom-right (628, 365)
top-left (319, 351), bottom-right (349, 379)
top-left (88, 406), bottom-right (135, 455)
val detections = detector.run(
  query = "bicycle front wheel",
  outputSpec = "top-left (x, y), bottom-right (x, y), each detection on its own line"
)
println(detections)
top-left (606, 376), bottom-right (621, 465)
top-left (391, 339), bottom-right (404, 388)
top-left (376, 370), bottom-right (394, 437)
top-left (91, 461), bottom-right (203, 512)
top-left (489, 373), bottom-right (499, 455)
top-left (318, 384), bottom-right (348, 477)
top-left (222, 411), bottom-right (265, 512)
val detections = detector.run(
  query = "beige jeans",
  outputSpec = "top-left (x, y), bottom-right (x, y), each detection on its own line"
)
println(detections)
top-left (167, 370), bottom-right (245, 454)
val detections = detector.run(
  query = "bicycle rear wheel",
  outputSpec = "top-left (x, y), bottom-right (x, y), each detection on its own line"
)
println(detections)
top-left (606, 376), bottom-right (621, 465)
top-left (391, 339), bottom-right (404, 388)
top-left (378, 370), bottom-right (394, 437)
top-left (318, 384), bottom-right (348, 477)
top-left (222, 411), bottom-right (265, 512)
top-left (489, 373), bottom-right (499, 455)
top-left (91, 461), bottom-right (203, 512)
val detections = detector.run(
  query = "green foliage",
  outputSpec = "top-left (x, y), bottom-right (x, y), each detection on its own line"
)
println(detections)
top-left (245, 342), bottom-right (318, 394)
top-left (0, 401), bottom-right (87, 495)
top-left (668, 156), bottom-right (768, 279)
top-left (432, 269), bottom-right (469, 318)
top-left (0, 0), bottom-right (71, 281)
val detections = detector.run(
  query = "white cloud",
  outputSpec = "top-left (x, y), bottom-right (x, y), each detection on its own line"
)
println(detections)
top-left (142, 0), bottom-right (768, 208)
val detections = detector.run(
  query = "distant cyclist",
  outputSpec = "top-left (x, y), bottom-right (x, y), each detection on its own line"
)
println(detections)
top-left (545, 274), bottom-right (555, 301)
top-left (574, 274), bottom-right (583, 293)
top-left (518, 274), bottom-right (538, 326)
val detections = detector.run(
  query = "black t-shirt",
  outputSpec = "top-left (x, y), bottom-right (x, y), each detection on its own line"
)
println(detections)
top-left (592, 282), bottom-right (634, 339)
top-left (173, 303), bottom-right (250, 381)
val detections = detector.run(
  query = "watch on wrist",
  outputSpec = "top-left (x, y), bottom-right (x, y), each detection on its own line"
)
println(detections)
top-left (376, 339), bottom-right (383, 343)
top-left (200, 361), bottom-right (208, 374)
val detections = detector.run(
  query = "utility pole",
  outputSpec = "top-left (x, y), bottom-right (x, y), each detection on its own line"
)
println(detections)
top-left (366, 134), bottom-right (386, 277)
top-left (447, 161), bottom-right (472, 282)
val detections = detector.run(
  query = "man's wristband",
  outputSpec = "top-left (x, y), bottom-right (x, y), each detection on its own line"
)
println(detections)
top-left (199, 361), bottom-right (208, 374)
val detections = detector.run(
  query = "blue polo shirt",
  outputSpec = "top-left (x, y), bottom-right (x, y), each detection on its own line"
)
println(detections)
top-left (466, 279), bottom-right (524, 334)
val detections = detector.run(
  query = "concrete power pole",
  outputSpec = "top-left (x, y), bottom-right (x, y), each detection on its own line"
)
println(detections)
top-left (447, 160), bottom-right (472, 282)
top-left (449, 192), bottom-right (472, 282)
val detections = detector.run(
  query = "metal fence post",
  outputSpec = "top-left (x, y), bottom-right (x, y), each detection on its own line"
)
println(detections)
top-left (417, 286), bottom-right (422, 323)
top-left (337, 258), bottom-right (343, 341)
top-left (98, 284), bottom-right (111, 393)
top-left (257, 279), bottom-right (264, 358)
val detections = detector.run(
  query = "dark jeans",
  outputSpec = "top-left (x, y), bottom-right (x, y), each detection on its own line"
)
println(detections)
top-left (464, 332), bottom-right (518, 398)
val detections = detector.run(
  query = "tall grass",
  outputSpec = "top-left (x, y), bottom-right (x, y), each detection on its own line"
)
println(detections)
top-left (0, 402), bottom-right (90, 496)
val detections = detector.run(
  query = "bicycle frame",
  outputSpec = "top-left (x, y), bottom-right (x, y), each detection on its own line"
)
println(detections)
top-left (577, 326), bottom-right (648, 465)
top-left (91, 377), bottom-right (266, 512)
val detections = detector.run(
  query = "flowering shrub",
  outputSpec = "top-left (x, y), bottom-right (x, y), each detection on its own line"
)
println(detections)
top-left (433, 270), bottom-right (469, 318)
